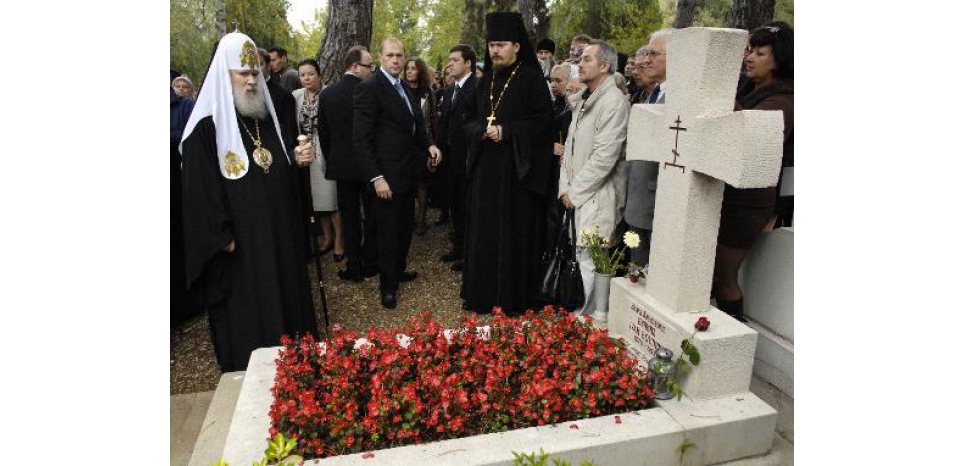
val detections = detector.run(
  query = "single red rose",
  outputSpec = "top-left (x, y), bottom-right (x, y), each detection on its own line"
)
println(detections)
top-left (695, 317), bottom-right (711, 331)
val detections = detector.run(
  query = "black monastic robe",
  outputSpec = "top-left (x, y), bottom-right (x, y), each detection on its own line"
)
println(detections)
top-left (461, 61), bottom-right (555, 315)
top-left (182, 115), bottom-right (319, 372)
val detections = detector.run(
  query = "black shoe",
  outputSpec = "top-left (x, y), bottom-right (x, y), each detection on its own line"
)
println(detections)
top-left (337, 269), bottom-right (364, 283)
top-left (398, 271), bottom-right (418, 282)
top-left (450, 260), bottom-right (463, 272)
top-left (381, 290), bottom-right (397, 309)
top-left (440, 250), bottom-right (462, 262)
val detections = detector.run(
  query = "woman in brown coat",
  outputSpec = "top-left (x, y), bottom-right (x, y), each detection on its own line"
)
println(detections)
top-left (404, 58), bottom-right (438, 235)
top-left (713, 22), bottom-right (794, 322)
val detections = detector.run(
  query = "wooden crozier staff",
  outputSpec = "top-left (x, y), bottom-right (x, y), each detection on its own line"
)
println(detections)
top-left (297, 134), bottom-right (331, 334)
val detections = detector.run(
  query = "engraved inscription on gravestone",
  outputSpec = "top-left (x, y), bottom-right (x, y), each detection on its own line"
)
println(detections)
top-left (625, 302), bottom-right (667, 363)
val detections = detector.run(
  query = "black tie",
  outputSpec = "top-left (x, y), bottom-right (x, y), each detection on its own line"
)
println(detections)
top-left (451, 85), bottom-right (460, 108)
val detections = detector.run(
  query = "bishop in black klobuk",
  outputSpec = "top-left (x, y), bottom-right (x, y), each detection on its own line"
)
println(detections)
top-left (461, 12), bottom-right (555, 315)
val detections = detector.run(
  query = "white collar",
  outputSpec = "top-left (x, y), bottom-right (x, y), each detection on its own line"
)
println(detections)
top-left (454, 72), bottom-right (471, 88)
top-left (380, 67), bottom-right (401, 86)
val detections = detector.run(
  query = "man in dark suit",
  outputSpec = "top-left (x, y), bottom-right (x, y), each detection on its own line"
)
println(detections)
top-left (319, 45), bottom-right (377, 282)
top-left (436, 44), bottom-right (478, 272)
top-left (258, 48), bottom-right (298, 148)
top-left (353, 38), bottom-right (442, 309)
top-left (625, 29), bottom-right (672, 268)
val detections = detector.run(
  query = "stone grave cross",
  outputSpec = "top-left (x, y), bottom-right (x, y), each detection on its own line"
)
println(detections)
top-left (626, 27), bottom-right (784, 314)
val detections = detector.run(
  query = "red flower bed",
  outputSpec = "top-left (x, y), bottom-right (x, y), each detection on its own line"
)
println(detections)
top-left (269, 306), bottom-right (655, 459)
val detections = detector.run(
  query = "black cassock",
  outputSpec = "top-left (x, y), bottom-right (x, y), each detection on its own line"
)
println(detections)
top-left (461, 62), bottom-right (555, 315)
top-left (182, 115), bottom-right (319, 372)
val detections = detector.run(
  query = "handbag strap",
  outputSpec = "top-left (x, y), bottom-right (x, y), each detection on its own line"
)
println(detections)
top-left (567, 207), bottom-right (578, 260)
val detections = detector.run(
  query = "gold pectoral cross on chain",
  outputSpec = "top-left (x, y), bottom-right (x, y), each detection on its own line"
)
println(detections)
top-left (486, 114), bottom-right (496, 127)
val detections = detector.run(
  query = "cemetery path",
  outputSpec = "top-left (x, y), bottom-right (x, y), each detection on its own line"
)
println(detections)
top-left (171, 207), bottom-right (490, 395)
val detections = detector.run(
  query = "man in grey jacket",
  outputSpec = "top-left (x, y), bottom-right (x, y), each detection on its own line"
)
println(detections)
top-left (559, 40), bottom-right (629, 315)
top-left (624, 28), bottom-right (673, 268)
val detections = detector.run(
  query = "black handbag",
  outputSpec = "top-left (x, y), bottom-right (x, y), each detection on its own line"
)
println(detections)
top-left (538, 208), bottom-right (585, 311)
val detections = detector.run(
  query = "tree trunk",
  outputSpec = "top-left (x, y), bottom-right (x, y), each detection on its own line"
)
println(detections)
top-left (491, 0), bottom-right (515, 11)
top-left (216, 0), bottom-right (227, 38)
top-left (316, 0), bottom-right (374, 86)
top-left (582, 0), bottom-right (603, 39)
top-left (673, 0), bottom-right (696, 29)
top-left (461, 0), bottom-right (487, 57)
top-left (728, 0), bottom-right (775, 31)
top-left (516, 0), bottom-right (549, 43)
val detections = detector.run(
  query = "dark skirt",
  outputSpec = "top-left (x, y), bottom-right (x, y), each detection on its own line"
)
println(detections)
top-left (717, 186), bottom-right (776, 250)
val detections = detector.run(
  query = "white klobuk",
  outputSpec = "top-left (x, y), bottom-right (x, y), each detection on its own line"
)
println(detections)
top-left (219, 28), bottom-right (787, 466)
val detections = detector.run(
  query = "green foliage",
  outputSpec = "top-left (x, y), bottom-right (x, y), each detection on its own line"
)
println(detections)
top-left (227, 0), bottom-right (293, 52)
top-left (371, 0), bottom-right (429, 62)
top-left (420, 0), bottom-right (465, 72)
top-left (774, 0), bottom-right (794, 27)
top-left (548, 0), bottom-right (666, 57)
top-left (170, 0), bottom-right (301, 89)
top-left (680, 338), bottom-right (700, 366)
top-left (512, 449), bottom-right (597, 466)
top-left (660, 0), bottom-right (794, 29)
top-left (264, 433), bottom-right (296, 462)
top-left (371, 0), bottom-right (466, 72)
top-left (693, 0), bottom-right (732, 27)
top-left (291, 6), bottom-right (328, 61)
top-left (170, 0), bottom-right (219, 86)
top-left (676, 437), bottom-right (696, 464)
top-left (212, 432), bottom-right (303, 466)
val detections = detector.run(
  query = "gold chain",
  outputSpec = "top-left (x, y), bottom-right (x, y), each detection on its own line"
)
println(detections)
top-left (488, 62), bottom-right (521, 125)
top-left (237, 115), bottom-right (262, 147)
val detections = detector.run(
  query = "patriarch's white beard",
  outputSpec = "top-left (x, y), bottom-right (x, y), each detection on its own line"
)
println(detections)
top-left (234, 87), bottom-right (268, 120)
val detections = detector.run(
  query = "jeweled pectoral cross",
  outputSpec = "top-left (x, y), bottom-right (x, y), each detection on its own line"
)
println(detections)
top-left (486, 114), bottom-right (496, 127)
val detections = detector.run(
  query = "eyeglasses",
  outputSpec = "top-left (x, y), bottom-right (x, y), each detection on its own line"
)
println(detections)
top-left (638, 50), bottom-right (665, 58)
top-left (358, 63), bottom-right (375, 69)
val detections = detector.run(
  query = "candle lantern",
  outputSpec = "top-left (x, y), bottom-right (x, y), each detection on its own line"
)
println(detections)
top-left (647, 347), bottom-right (677, 400)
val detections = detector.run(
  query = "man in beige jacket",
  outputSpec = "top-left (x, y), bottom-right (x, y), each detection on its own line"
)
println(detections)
top-left (559, 39), bottom-right (629, 315)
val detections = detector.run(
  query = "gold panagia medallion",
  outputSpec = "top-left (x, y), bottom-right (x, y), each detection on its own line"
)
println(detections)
top-left (224, 150), bottom-right (246, 177)
top-left (253, 144), bottom-right (272, 174)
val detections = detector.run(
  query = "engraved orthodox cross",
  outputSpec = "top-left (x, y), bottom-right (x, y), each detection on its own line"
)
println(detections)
top-left (626, 28), bottom-right (784, 314)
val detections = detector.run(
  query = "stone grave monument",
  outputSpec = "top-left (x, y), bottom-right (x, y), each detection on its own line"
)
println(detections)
top-left (606, 25), bottom-right (785, 460)
top-left (217, 27), bottom-right (783, 466)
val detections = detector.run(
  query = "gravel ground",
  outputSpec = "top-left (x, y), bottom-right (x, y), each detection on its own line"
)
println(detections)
top-left (170, 208), bottom-right (492, 395)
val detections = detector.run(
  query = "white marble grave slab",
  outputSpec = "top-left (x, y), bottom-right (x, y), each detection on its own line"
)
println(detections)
top-left (221, 346), bottom-right (775, 466)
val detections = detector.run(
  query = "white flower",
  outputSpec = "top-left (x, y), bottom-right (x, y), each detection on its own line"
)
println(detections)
top-left (624, 231), bottom-right (641, 249)
top-left (580, 227), bottom-right (596, 238)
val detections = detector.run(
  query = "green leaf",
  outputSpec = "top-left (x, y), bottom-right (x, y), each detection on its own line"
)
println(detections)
top-left (279, 456), bottom-right (304, 466)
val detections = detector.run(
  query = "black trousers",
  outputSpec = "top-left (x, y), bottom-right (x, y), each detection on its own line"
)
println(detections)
top-left (374, 189), bottom-right (415, 292)
top-left (336, 180), bottom-right (377, 275)
top-left (447, 170), bottom-right (468, 254)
